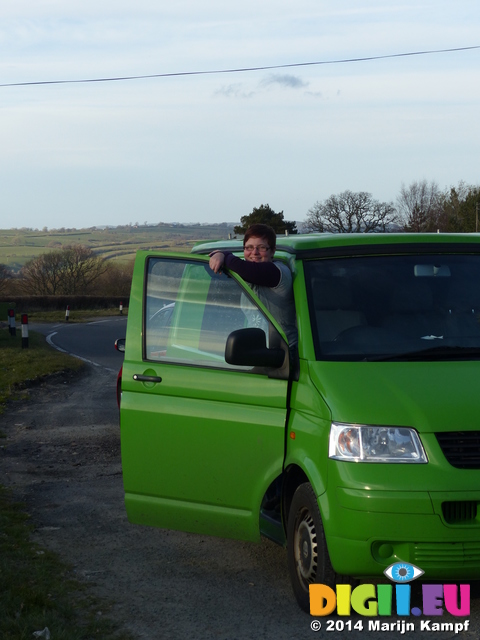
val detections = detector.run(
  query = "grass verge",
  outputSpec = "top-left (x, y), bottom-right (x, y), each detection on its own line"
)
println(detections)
top-left (0, 485), bottom-right (133, 640)
top-left (0, 328), bottom-right (84, 411)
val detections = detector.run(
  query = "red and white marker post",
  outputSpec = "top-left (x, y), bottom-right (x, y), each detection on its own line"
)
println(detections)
top-left (21, 314), bottom-right (29, 349)
top-left (65, 305), bottom-right (70, 321)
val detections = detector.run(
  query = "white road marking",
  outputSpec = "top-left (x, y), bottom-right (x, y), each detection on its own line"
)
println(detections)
top-left (46, 331), bottom-right (116, 372)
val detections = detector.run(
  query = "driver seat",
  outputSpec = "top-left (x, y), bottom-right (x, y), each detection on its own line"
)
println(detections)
top-left (312, 278), bottom-right (367, 342)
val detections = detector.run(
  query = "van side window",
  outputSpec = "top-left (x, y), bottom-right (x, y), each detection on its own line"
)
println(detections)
top-left (144, 258), bottom-right (269, 370)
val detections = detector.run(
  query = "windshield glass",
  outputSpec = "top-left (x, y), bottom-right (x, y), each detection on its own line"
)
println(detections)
top-left (305, 252), bottom-right (480, 361)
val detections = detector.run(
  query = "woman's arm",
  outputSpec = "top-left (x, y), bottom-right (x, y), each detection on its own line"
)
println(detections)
top-left (209, 251), bottom-right (225, 274)
top-left (223, 253), bottom-right (281, 287)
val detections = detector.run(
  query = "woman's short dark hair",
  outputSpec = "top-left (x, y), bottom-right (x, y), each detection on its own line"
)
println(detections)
top-left (243, 224), bottom-right (276, 251)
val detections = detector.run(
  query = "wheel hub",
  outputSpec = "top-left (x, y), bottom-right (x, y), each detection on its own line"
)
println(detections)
top-left (294, 510), bottom-right (318, 583)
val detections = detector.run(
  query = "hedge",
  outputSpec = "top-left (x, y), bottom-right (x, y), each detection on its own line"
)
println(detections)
top-left (0, 296), bottom-right (129, 313)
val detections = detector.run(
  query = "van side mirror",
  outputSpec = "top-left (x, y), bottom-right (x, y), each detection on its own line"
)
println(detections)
top-left (225, 328), bottom-right (285, 368)
top-left (115, 338), bottom-right (126, 353)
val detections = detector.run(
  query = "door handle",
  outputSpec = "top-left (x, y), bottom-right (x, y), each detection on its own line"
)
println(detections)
top-left (133, 374), bottom-right (163, 383)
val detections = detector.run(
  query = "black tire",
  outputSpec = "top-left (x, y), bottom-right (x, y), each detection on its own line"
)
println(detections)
top-left (287, 482), bottom-right (336, 613)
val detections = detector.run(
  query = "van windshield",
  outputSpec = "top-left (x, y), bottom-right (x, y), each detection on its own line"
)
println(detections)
top-left (305, 252), bottom-right (480, 361)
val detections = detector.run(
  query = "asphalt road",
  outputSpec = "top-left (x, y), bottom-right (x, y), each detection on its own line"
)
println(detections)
top-left (31, 316), bottom-right (127, 372)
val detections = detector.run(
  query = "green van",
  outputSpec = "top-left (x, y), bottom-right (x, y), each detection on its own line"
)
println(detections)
top-left (120, 232), bottom-right (480, 611)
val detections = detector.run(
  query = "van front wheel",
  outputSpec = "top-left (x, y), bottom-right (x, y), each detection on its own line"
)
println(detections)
top-left (287, 482), bottom-right (335, 613)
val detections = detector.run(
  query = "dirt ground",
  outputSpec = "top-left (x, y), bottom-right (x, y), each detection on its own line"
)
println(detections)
top-left (2, 367), bottom-right (478, 640)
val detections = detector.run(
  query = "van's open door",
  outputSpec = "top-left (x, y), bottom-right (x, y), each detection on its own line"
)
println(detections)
top-left (120, 253), bottom-right (290, 541)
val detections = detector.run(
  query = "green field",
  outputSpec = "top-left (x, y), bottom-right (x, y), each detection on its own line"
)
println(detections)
top-left (0, 223), bottom-right (237, 271)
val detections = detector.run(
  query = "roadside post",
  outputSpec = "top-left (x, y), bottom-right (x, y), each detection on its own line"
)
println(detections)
top-left (21, 314), bottom-right (29, 349)
top-left (65, 305), bottom-right (70, 321)
top-left (119, 301), bottom-right (123, 315)
top-left (8, 308), bottom-right (16, 337)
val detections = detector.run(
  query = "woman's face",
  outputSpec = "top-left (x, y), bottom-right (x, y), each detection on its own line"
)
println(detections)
top-left (243, 236), bottom-right (274, 263)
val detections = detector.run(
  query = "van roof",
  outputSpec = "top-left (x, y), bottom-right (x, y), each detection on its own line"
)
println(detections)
top-left (192, 232), bottom-right (480, 259)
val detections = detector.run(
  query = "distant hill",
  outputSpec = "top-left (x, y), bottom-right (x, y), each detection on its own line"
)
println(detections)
top-left (0, 223), bottom-right (238, 271)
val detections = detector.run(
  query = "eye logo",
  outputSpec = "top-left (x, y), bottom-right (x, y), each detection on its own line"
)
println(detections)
top-left (384, 562), bottom-right (424, 583)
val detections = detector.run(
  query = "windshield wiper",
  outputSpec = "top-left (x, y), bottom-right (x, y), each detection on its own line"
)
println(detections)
top-left (366, 346), bottom-right (480, 362)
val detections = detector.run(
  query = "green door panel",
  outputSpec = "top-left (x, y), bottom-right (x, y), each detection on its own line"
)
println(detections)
top-left (121, 253), bottom-right (289, 541)
top-left (121, 366), bottom-right (287, 540)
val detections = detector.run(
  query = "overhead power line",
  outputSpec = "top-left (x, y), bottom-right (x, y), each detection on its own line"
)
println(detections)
top-left (0, 45), bottom-right (479, 88)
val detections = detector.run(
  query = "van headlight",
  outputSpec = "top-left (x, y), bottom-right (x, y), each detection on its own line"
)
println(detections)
top-left (329, 422), bottom-right (428, 463)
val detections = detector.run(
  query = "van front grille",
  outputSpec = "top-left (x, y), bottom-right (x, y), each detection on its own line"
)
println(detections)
top-left (442, 501), bottom-right (478, 525)
top-left (413, 541), bottom-right (480, 566)
top-left (435, 431), bottom-right (480, 469)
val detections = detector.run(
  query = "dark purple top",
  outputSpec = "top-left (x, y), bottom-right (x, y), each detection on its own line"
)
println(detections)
top-left (222, 252), bottom-right (281, 287)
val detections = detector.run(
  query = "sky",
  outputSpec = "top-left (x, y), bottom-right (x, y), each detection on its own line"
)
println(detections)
top-left (0, 1), bottom-right (479, 230)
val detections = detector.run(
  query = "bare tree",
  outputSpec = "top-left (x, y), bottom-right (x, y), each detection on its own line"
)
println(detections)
top-left (92, 260), bottom-right (134, 297)
top-left (305, 191), bottom-right (398, 233)
top-left (20, 245), bottom-right (108, 295)
top-left (61, 245), bottom-right (108, 294)
top-left (397, 180), bottom-right (442, 232)
top-left (21, 251), bottom-right (65, 295)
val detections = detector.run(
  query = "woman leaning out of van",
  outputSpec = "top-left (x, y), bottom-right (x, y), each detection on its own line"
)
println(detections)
top-left (208, 223), bottom-right (297, 347)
